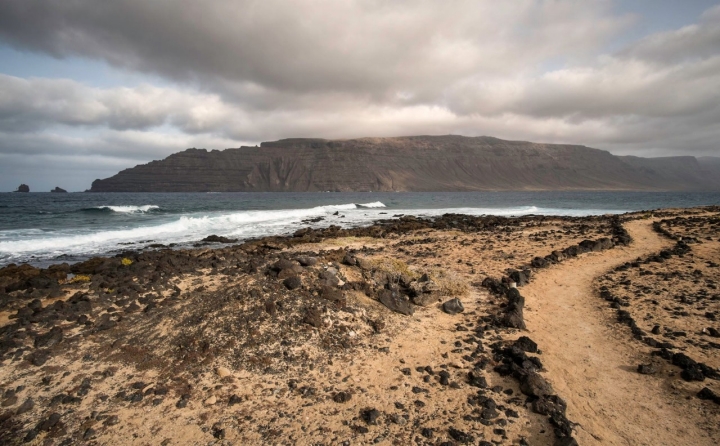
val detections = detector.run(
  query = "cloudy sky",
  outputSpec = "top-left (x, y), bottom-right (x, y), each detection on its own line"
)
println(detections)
top-left (1, 0), bottom-right (719, 191)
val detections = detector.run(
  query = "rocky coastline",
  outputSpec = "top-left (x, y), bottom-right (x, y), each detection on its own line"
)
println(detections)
top-left (0, 209), bottom-right (718, 445)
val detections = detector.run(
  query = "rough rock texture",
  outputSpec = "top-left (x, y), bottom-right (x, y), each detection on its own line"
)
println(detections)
top-left (89, 136), bottom-right (720, 192)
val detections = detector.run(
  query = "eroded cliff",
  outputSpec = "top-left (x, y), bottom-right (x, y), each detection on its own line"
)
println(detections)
top-left (89, 135), bottom-right (720, 192)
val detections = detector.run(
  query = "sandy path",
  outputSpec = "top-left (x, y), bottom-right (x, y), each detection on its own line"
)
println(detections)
top-left (522, 219), bottom-right (714, 446)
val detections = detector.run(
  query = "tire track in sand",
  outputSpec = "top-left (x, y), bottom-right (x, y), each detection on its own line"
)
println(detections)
top-left (521, 219), bottom-right (714, 446)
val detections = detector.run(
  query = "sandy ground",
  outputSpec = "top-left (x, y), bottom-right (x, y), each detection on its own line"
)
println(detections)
top-left (1, 211), bottom-right (718, 445)
top-left (522, 218), bottom-right (719, 446)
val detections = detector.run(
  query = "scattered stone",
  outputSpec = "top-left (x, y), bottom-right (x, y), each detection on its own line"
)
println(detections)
top-left (637, 364), bottom-right (657, 375)
top-left (448, 427), bottom-right (474, 443)
top-left (16, 398), bottom-right (34, 414)
top-left (442, 298), bottom-right (464, 315)
top-left (283, 276), bottom-right (302, 290)
top-left (377, 289), bottom-right (414, 316)
top-left (216, 366), bottom-right (232, 378)
top-left (103, 415), bottom-right (120, 426)
top-left (361, 408), bottom-right (381, 425)
top-left (333, 392), bottom-right (352, 403)
top-left (513, 336), bottom-right (538, 353)
top-left (519, 372), bottom-right (553, 397)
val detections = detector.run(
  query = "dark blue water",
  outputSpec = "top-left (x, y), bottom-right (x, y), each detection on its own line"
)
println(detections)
top-left (1, 191), bottom-right (719, 267)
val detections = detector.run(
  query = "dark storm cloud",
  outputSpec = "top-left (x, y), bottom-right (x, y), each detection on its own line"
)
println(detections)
top-left (0, 1), bottom-right (628, 101)
top-left (0, 0), bottom-right (718, 182)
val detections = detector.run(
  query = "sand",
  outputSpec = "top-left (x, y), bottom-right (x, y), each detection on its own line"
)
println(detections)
top-left (0, 210), bottom-right (718, 445)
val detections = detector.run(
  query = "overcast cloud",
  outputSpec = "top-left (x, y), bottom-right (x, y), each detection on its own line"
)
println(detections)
top-left (0, 0), bottom-right (719, 190)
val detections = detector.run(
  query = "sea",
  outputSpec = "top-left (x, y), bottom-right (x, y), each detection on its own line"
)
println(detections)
top-left (1, 191), bottom-right (719, 268)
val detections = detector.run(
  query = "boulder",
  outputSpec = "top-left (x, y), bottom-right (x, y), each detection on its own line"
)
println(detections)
top-left (409, 279), bottom-right (441, 306)
top-left (377, 289), bottom-right (414, 316)
top-left (15, 184), bottom-right (29, 193)
top-left (296, 256), bottom-right (318, 267)
top-left (283, 276), bottom-right (302, 290)
top-left (442, 298), bottom-right (464, 315)
top-left (519, 372), bottom-right (553, 397)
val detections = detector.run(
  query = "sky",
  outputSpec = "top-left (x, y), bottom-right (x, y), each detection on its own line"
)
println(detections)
top-left (1, 0), bottom-right (719, 192)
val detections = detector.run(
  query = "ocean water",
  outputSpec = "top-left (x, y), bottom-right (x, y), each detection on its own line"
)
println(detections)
top-left (1, 191), bottom-right (719, 267)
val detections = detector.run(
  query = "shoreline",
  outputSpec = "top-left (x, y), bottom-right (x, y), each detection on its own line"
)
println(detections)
top-left (0, 207), bottom-right (718, 444)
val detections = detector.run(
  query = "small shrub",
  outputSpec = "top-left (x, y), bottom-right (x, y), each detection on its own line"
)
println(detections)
top-left (427, 269), bottom-right (469, 296)
top-left (70, 274), bottom-right (91, 283)
top-left (367, 257), bottom-right (419, 279)
top-left (121, 258), bottom-right (133, 266)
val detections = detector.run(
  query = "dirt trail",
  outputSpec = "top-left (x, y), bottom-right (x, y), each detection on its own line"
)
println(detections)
top-left (522, 219), bottom-right (714, 446)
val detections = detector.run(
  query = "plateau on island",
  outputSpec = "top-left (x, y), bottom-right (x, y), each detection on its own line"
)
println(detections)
top-left (89, 136), bottom-right (720, 193)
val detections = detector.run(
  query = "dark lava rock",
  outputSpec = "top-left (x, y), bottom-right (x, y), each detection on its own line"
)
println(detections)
top-left (34, 326), bottom-right (63, 348)
top-left (637, 364), bottom-right (657, 375)
top-left (671, 353), bottom-right (696, 369)
top-left (320, 286), bottom-right (346, 306)
top-left (421, 428), bottom-right (434, 438)
top-left (377, 289), bottom-right (414, 316)
top-left (442, 298), bottom-right (464, 315)
top-left (228, 395), bottom-right (242, 406)
top-left (333, 391), bottom-right (352, 403)
top-left (448, 427), bottom-right (474, 443)
top-left (513, 336), bottom-right (538, 353)
top-left (555, 437), bottom-right (579, 446)
top-left (519, 372), bottom-right (553, 397)
top-left (16, 398), bottom-right (34, 414)
top-left (302, 307), bottom-right (324, 328)
top-left (37, 412), bottom-right (61, 431)
top-left (681, 366), bottom-right (706, 382)
top-left (283, 276), bottom-right (302, 290)
top-left (361, 408), bottom-right (381, 425)
top-left (212, 424), bottom-right (225, 439)
top-left (438, 372), bottom-right (450, 386)
top-left (697, 387), bottom-right (720, 404)
top-left (508, 270), bottom-right (529, 287)
top-left (481, 408), bottom-right (499, 420)
top-left (297, 256), bottom-right (318, 267)
top-left (103, 415), bottom-right (120, 426)
top-left (468, 371), bottom-right (488, 388)
top-left (201, 235), bottom-right (238, 243)
top-left (28, 349), bottom-right (51, 366)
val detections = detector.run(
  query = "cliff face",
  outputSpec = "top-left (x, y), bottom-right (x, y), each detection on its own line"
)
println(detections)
top-left (89, 135), bottom-right (720, 192)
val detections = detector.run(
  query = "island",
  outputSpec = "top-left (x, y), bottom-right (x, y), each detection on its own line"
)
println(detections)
top-left (89, 135), bottom-right (720, 192)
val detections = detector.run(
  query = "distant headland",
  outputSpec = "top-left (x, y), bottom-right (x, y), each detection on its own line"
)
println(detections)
top-left (89, 135), bottom-right (720, 192)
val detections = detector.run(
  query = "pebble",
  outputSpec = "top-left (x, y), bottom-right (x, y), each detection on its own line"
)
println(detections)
top-left (216, 367), bottom-right (232, 378)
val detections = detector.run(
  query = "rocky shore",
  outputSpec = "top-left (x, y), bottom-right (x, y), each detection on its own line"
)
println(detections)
top-left (0, 209), bottom-right (718, 445)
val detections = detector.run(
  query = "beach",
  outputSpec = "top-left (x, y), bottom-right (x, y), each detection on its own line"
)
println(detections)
top-left (0, 208), bottom-right (719, 445)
